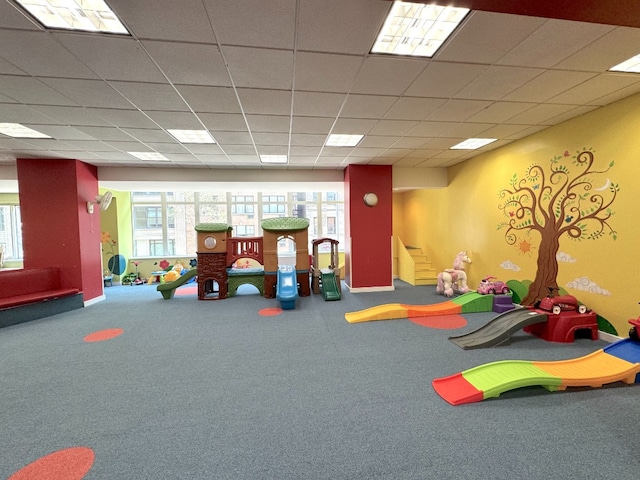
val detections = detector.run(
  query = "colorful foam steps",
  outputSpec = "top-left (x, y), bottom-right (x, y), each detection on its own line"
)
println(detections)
top-left (492, 294), bottom-right (515, 313)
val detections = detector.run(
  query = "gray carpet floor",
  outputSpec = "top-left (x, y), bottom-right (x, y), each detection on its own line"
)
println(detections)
top-left (1, 280), bottom-right (639, 479)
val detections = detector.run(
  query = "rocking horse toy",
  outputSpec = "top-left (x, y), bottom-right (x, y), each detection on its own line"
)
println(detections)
top-left (436, 251), bottom-right (472, 297)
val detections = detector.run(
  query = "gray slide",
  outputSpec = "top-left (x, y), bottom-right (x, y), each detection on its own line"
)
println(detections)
top-left (449, 307), bottom-right (548, 350)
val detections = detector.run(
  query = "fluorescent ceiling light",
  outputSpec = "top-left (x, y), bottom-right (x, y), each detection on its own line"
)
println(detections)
top-left (168, 129), bottom-right (216, 144)
top-left (0, 123), bottom-right (51, 138)
top-left (609, 54), bottom-right (640, 73)
top-left (450, 138), bottom-right (497, 150)
top-left (15, 0), bottom-right (129, 34)
top-left (260, 155), bottom-right (288, 164)
top-left (325, 134), bottom-right (364, 147)
top-left (128, 152), bottom-right (169, 161)
top-left (371, 1), bottom-right (469, 58)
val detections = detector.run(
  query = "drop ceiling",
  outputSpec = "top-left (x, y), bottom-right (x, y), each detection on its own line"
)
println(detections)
top-left (1, 0), bottom-right (640, 175)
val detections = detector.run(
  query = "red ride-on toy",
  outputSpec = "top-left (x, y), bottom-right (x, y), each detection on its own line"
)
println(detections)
top-left (629, 304), bottom-right (640, 342)
top-left (535, 287), bottom-right (588, 315)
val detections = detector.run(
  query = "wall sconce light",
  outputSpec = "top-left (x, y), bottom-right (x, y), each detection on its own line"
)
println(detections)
top-left (363, 192), bottom-right (378, 207)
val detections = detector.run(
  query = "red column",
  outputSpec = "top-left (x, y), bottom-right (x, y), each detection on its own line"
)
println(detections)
top-left (344, 165), bottom-right (393, 291)
top-left (17, 159), bottom-right (103, 302)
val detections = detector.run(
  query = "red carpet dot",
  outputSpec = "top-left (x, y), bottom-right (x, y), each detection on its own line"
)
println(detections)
top-left (84, 328), bottom-right (124, 342)
top-left (9, 446), bottom-right (95, 480)
top-left (409, 314), bottom-right (467, 329)
top-left (259, 307), bottom-right (283, 316)
top-left (175, 286), bottom-right (198, 296)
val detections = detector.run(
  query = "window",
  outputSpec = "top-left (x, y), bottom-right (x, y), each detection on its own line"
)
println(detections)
top-left (0, 205), bottom-right (22, 260)
top-left (131, 190), bottom-right (344, 257)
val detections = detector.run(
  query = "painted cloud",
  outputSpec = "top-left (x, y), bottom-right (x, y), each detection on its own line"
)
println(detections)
top-left (566, 276), bottom-right (611, 295)
top-left (500, 260), bottom-right (521, 271)
top-left (556, 252), bottom-right (576, 263)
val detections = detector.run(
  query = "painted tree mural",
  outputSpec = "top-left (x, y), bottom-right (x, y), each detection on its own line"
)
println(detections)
top-left (497, 149), bottom-right (618, 305)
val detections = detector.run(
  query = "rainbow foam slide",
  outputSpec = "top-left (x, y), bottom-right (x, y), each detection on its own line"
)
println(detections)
top-left (345, 292), bottom-right (493, 323)
top-left (432, 339), bottom-right (640, 405)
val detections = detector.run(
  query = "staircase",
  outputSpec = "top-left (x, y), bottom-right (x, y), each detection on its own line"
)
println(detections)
top-left (407, 247), bottom-right (438, 286)
top-left (396, 237), bottom-right (438, 286)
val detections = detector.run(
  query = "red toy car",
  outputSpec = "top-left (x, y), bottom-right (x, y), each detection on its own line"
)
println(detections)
top-left (536, 288), bottom-right (588, 315)
top-left (629, 318), bottom-right (640, 342)
top-left (477, 276), bottom-right (511, 295)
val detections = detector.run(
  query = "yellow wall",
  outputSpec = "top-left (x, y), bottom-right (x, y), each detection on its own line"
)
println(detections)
top-left (395, 92), bottom-right (640, 335)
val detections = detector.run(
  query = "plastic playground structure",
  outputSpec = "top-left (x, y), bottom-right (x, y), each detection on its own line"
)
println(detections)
top-left (158, 218), bottom-right (342, 309)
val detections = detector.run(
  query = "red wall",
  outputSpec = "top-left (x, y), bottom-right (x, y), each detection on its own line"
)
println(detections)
top-left (16, 159), bottom-right (103, 302)
top-left (344, 165), bottom-right (393, 289)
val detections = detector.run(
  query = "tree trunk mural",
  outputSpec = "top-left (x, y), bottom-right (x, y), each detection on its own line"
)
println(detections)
top-left (497, 149), bottom-right (618, 305)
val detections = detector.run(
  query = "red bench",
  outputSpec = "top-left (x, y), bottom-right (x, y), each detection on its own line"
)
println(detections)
top-left (0, 267), bottom-right (82, 327)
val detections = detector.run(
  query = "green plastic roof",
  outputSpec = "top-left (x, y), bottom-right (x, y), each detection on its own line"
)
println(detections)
top-left (194, 223), bottom-right (231, 233)
top-left (261, 217), bottom-right (309, 232)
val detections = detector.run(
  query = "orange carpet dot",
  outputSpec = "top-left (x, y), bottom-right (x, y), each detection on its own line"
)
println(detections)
top-left (9, 446), bottom-right (95, 480)
top-left (259, 307), bottom-right (283, 316)
top-left (83, 328), bottom-right (124, 342)
top-left (409, 314), bottom-right (467, 329)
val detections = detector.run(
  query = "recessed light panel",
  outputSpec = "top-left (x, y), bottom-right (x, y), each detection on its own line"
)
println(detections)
top-left (450, 138), bottom-right (497, 150)
top-left (260, 155), bottom-right (288, 164)
top-left (325, 134), bottom-right (364, 147)
top-left (168, 129), bottom-right (216, 144)
top-left (0, 123), bottom-right (51, 138)
top-left (609, 54), bottom-right (640, 73)
top-left (15, 0), bottom-right (129, 34)
top-left (371, 1), bottom-right (469, 58)
top-left (128, 152), bottom-right (169, 161)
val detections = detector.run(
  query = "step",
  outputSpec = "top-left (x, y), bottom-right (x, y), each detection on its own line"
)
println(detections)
top-left (416, 271), bottom-right (437, 280)
top-left (415, 264), bottom-right (435, 272)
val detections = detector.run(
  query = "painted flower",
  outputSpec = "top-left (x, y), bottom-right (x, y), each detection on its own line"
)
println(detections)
top-left (159, 259), bottom-right (170, 270)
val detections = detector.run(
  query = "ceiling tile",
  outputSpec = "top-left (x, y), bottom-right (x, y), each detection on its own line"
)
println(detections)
top-left (466, 102), bottom-right (537, 123)
top-left (223, 46), bottom-right (294, 89)
top-left (293, 91), bottom-right (346, 117)
top-left (340, 94), bottom-right (397, 118)
top-left (503, 70), bottom-right (598, 102)
top-left (383, 97), bottom-right (447, 121)
top-left (554, 26), bottom-right (640, 72)
top-left (145, 111), bottom-right (207, 130)
top-left (496, 19), bottom-right (614, 68)
top-left (548, 73), bottom-right (640, 105)
top-left (368, 120), bottom-right (420, 136)
top-left (40, 78), bottom-right (132, 109)
top-left (507, 104), bottom-right (582, 125)
top-left (438, 11), bottom-right (545, 63)
top-left (53, 33), bottom-right (166, 82)
top-left (198, 113), bottom-right (249, 132)
top-left (291, 116), bottom-right (334, 135)
top-left (427, 99), bottom-right (493, 122)
top-left (205, 0), bottom-right (296, 49)
top-left (294, 52), bottom-right (363, 93)
top-left (0, 75), bottom-right (79, 105)
top-left (406, 61), bottom-right (488, 98)
top-left (246, 115), bottom-right (291, 133)
top-left (296, 0), bottom-right (389, 55)
top-left (350, 56), bottom-right (427, 95)
top-left (90, 109), bottom-right (159, 129)
top-left (455, 66), bottom-right (544, 100)
top-left (235, 88), bottom-right (292, 115)
top-left (177, 86), bottom-right (242, 114)
top-left (108, 0), bottom-right (217, 42)
top-left (0, 30), bottom-right (97, 78)
top-left (32, 106), bottom-right (112, 126)
top-left (141, 40), bottom-right (232, 86)
top-left (110, 82), bottom-right (189, 111)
